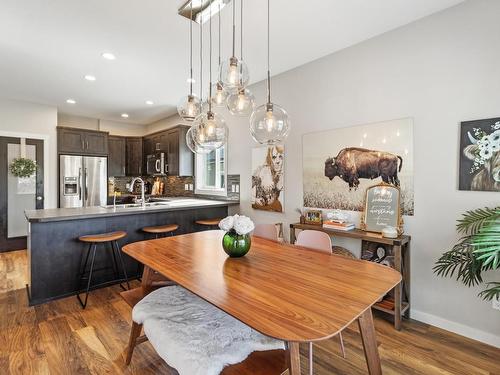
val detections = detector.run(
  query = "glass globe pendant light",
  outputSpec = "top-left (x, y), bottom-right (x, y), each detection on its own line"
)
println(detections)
top-left (177, 3), bottom-right (201, 121)
top-left (226, 0), bottom-right (255, 116)
top-left (210, 5), bottom-right (227, 108)
top-left (249, 0), bottom-right (290, 145)
top-left (218, 0), bottom-right (249, 90)
top-left (192, 0), bottom-right (228, 152)
top-left (186, 126), bottom-right (210, 154)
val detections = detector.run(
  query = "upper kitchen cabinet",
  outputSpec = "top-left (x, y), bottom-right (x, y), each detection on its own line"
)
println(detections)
top-left (57, 127), bottom-right (108, 155)
top-left (167, 126), bottom-right (192, 176)
top-left (108, 136), bottom-right (126, 177)
top-left (125, 137), bottom-right (143, 176)
top-left (142, 126), bottom-right (193, 176)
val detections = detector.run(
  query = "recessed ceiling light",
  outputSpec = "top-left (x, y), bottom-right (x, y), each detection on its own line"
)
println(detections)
top-left (84, 74), bottom-right (96, 81)
top-left (121, 113), bottom-right (129, 118)
top-left (145, 100), bottom-right (154, 105)
top-left (101, 52), bottom-right (116, 60)
top-left (187, 78), bottom-right (196, 83)
top-left (66, 99), bottom-right (76, 104)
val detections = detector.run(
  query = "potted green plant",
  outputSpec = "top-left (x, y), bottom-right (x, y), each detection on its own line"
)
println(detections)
top-left (434, 207), bottom-right (500, 301)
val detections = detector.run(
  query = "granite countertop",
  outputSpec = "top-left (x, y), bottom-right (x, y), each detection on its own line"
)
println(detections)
top-left (25, 197), bottom-right (239, 223)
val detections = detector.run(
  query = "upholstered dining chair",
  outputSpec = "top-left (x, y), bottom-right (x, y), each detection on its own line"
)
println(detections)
top-left (295, 229), bottom-right (347, 375)
top-left (253, 224), bottom-right (279, 242)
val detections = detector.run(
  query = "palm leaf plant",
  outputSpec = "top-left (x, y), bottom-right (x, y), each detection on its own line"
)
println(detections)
top-left (433, 207), bottom-right (500, 301)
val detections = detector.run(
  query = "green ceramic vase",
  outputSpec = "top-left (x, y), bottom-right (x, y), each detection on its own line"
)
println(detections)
top-left (222, 230), bottom-right (251, 257)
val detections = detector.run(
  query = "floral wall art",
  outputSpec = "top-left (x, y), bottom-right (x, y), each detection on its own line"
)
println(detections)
top-left (459, 117), bottom-right (500, 192)
top-left (302, 118), bottom-right (414, 215)
top-left (251, 145), bottom-right (285, 212)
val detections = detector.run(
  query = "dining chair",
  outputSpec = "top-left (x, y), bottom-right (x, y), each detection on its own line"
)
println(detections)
top-left (295, 229), bottom-right (347, 374)
top-left (253, 224), bottom-right (279, 242)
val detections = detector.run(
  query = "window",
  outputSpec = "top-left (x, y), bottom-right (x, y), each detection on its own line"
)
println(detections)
top-left (195, 145), bottom-right (226, 196)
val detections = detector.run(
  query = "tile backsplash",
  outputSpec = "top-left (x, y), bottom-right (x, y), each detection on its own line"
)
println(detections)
top-left (108, 174), bottom-right (240, 202)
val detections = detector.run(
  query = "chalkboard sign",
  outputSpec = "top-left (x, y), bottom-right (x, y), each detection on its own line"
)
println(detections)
top-left (360, 182), bottom-right (403, 234)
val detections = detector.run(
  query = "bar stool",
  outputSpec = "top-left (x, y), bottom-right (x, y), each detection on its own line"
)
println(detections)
top-left (77, 231), bottom-right (130, 309)
top-left (195, 218), bottom-right (222, 230)
top-left (142, 224), bottom-right (179, 239)
top-left (140, 224), bottom-right (179, 285)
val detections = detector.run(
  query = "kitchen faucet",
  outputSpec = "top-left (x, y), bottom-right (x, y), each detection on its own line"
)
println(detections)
top-left (129, 177), bottom-right (146, 207)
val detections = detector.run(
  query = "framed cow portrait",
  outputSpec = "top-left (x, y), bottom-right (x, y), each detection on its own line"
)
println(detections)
top-left (302, 118), bottom-right (414, 215)
top-left (458, 117), bottom-right (500, 192)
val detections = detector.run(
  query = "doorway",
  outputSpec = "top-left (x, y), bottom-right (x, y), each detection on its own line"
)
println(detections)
top-left (0, 137), bottom-right (44, 252)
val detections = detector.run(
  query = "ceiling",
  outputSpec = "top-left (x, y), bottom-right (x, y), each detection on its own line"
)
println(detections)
top-left (0, 0), bottom-right (464, 125)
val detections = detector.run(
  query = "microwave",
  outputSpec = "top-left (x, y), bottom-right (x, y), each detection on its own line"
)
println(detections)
top-left (146, 152), bottom-right (166, 175)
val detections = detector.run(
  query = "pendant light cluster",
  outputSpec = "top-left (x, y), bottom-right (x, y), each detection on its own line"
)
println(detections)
top-left (181, 0), bottom-right (290, 154)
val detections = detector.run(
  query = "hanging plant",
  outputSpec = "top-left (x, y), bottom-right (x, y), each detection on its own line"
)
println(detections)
top-left (9, 157), bottom-right (37, 178)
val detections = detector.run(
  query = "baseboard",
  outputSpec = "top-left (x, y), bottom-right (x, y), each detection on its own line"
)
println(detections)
top-left (411, 309), bottom-right (500, 349)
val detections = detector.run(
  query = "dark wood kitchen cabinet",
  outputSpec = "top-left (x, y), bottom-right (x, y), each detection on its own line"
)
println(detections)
top-left (57, 127), bottom-right (108, 155)
top-left (167, 126), bottom-right (192, 176)
top-left (108, 136), bottom-right (126, 177)
top-left (126, 137), bottom-right (143, 176)
top-left (142, 126), bottom-right (192, 176)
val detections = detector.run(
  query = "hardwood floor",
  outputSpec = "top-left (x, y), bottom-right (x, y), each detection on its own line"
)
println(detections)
top-left (1, 250), bottom-right (499, 375)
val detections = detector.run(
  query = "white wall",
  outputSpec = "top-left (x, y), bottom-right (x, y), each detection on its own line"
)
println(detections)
top-left (58, 113), bottom-right (146, 136)
top-left (0, 99), bottom-right (58, 208)
top-left (223, 0), bottom-right (500, 347)
top-left (146, 114), bottom-right (187, 134)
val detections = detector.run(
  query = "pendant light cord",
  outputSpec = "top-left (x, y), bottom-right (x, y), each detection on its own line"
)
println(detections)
top-left (267, 0), bottom-right (271, 104)
top-left (240, 0), bottom-right (243, 60)
top-left (189, 1), bottom-right (193, 96)
top-left (218, 1), bottom-right (221, 67)
top-left (200, 11), bottom-right (203, 101)
top-left (208, 0), bottom-right (213, 112)
top-left (232, 0), bottom-right (236, 57)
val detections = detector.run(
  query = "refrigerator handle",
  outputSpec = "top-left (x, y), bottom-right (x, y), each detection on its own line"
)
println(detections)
top-left (85, 168), bottom-right (88, 204)
top-left (78, 168), bottom-right (82, 201)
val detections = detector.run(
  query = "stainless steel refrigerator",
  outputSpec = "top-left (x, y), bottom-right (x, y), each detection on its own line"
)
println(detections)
top-left (59, 155), bottom-right (107, 208)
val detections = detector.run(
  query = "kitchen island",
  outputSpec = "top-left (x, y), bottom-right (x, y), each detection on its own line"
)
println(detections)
top-left (25, 198), bottom-right (238, 305)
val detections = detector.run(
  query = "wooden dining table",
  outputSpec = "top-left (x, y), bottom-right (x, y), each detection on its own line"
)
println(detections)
top-left (122, 230), bottom-right (401, 375)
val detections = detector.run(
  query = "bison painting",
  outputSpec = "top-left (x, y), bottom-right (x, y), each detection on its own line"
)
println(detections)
top-left (324, 147), bottom-right (403, 189)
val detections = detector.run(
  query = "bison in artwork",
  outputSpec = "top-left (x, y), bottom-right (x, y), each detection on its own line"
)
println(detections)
top-left (324, 148), bottom-right (403, 189)
top-left (463, 131), bottom-right (500, 191)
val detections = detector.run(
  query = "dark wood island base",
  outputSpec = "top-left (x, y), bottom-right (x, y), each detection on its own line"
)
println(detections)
top-left (26, 203), bottom-right (230, 305)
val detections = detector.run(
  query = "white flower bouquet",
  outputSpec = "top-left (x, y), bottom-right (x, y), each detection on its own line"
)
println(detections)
top-left (469, 122), bottom-right (500, 174)
top-left (219, 214), bottom-right (255, 235)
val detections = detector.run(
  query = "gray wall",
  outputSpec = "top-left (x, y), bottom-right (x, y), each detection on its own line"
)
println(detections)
top-left (223, 0), bottom-right (500, 346)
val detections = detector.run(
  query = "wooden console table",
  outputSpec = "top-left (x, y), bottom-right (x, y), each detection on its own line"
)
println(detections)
top-left (290, 223), bottom-right (411, 330)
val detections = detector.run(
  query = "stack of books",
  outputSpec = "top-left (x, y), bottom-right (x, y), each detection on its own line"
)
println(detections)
top-left (322, 220), bottom-right (356, 231)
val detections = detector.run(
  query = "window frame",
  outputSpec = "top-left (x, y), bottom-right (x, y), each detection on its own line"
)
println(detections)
top-left (194, 145), bottom-right (227, 197)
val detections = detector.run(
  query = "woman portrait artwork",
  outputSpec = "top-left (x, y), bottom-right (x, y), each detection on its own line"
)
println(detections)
top-left (251, 146), bottom-right (285, 212)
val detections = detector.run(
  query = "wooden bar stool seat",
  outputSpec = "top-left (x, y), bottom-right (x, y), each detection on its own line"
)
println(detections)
top-left (76, 231), bottom-right (130, 309)
top-left (142, 224), bottom-right (178, 236)
top-left (195, 218), bottom-right (222, 231)
top-left (79, 231), bottom-right (127, 243)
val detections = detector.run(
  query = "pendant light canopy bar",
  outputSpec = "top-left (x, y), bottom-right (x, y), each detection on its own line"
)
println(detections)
top-left (178, 0), bottom-right (229, 24)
